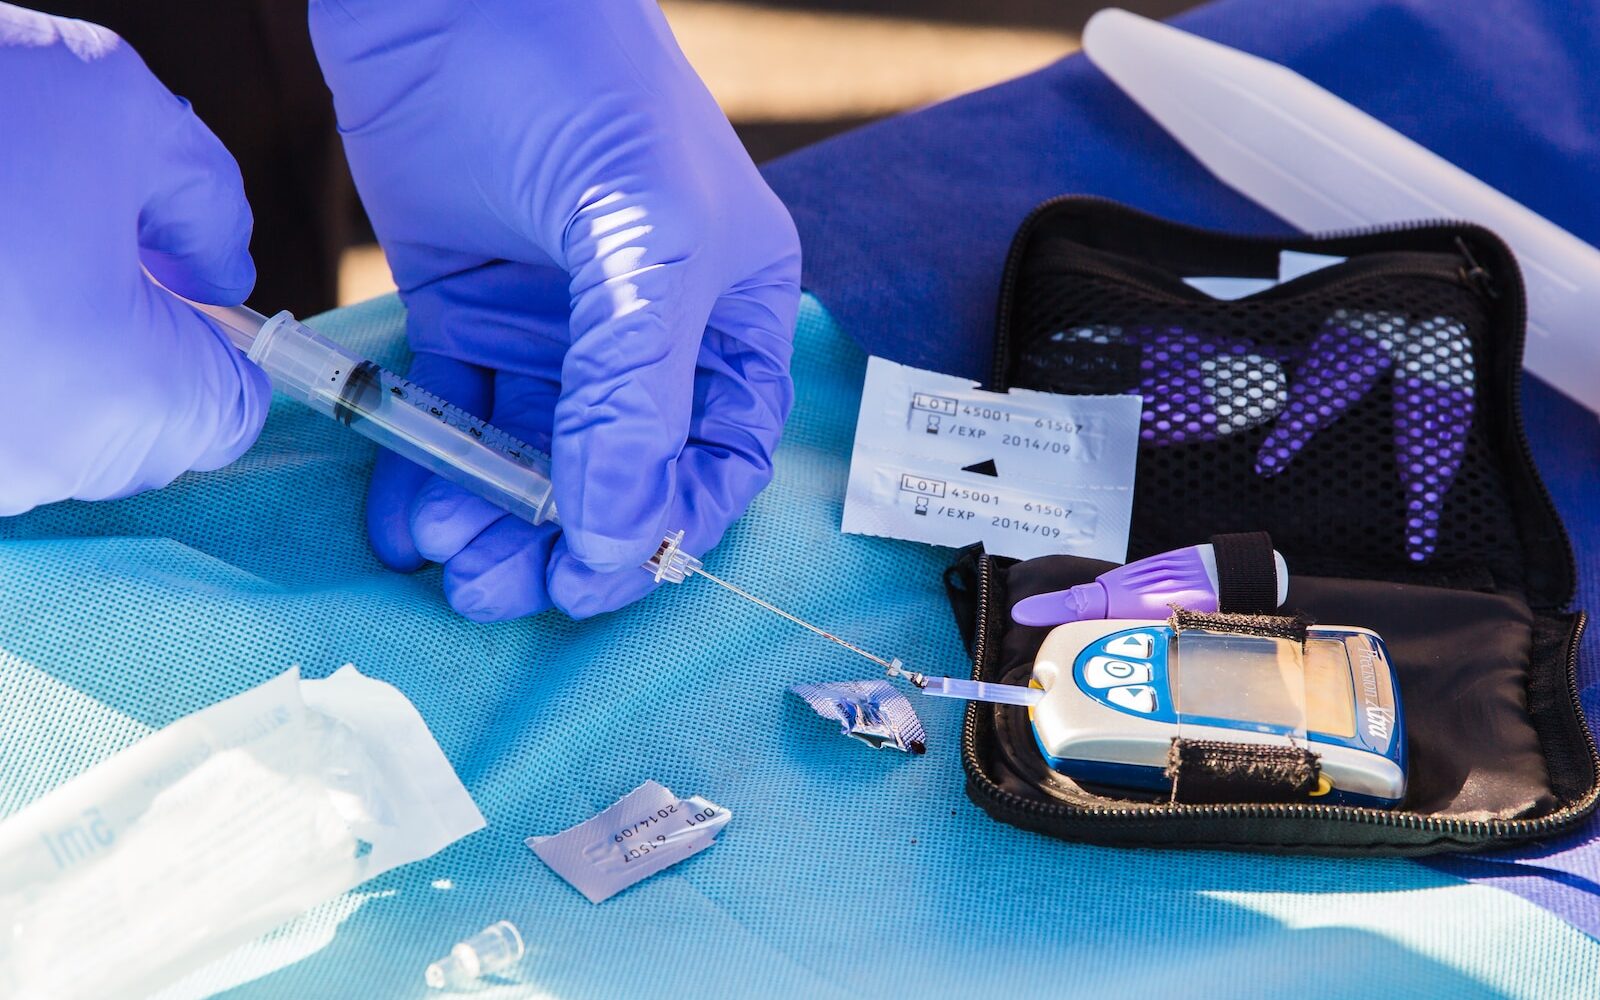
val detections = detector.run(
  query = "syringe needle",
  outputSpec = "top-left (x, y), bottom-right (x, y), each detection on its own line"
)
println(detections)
top-left (687, 566), bottom-right (899, 673)
top-left (692, 567), bottom-right (1044, 707)
top-left (687, 564), bottom-right (1037, 706)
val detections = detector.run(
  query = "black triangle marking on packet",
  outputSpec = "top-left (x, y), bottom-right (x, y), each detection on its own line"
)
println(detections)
top-left (960, 459), bottom-right (999, 477)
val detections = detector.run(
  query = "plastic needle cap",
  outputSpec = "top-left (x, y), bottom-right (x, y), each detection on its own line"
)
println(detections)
top-left (647, 529), bottom-right (702, 584)
top-left (1011, 583), bottom-right (1109, 626)
top-left (425, 920), bottom-right (525, 990)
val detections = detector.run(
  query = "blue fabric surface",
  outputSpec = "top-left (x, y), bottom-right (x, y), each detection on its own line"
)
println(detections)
top-left (763, 0), bottom-right (1600, 934)
top-left (3, 296), bottom-right (1599, 998)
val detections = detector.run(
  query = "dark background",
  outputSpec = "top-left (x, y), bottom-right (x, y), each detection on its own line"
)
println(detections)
top-left (43, 1), bottom-right (1195, 314)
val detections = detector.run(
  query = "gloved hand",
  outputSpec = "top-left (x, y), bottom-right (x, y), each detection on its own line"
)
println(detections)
top-left (0, 5), bottom-right (268, 516)
top-left (309, 0), bottom-right (800, 621)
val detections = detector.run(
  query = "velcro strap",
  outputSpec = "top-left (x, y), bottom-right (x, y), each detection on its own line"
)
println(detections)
top-left (1209, 531), bottom-right (1278, 614)
top-left (1168, 606), bottom-right (1313, 646)
top-left (1165, 738), bottom-right (1319, 804)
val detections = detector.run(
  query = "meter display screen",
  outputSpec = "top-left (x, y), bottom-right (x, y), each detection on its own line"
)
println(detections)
top-left (1171, 633), bottom-right (1357, 738)
top-left (1303, 638), bottom-right (1357, 738)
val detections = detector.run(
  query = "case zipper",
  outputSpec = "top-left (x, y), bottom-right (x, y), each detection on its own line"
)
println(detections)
top-left (1025, 244), bottom-right (1475, 306)
top-left (959, 550), bottom-right (1597, 841)
top-left (990, 196), bottom-right (1503, 388)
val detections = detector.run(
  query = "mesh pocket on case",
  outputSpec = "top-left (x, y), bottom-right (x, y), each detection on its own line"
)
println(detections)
top-left (1010, 266), bottom-right (1518, 586)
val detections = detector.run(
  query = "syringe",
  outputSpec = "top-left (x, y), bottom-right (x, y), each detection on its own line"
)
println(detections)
top-left (189, 301), bottom-right (697, 581)
top-left (184, 300), bottom-right (904, 666)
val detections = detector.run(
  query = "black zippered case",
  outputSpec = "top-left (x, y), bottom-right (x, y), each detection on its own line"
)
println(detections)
top-left (946, 197), bottom-right (1597, 854)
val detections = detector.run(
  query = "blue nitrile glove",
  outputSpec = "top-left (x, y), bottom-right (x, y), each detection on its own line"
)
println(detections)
top-left (310, 0), bottom-right (800, 621)
top-left (0, 5), bottom-right (268, 516)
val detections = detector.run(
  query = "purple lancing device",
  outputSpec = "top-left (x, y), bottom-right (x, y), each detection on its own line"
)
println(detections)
top-left (1046, 311), bottom-right (1473, 563)
top-left (1009, 542), bottom-right (1288, 627)
top-left (1255, 310), bottom-right (1474, 561)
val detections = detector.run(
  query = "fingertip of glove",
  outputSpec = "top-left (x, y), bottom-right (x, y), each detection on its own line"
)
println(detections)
top-left (141, 248), bottom-right (257, 307)
top-left (547, 548), bottom-right (657, 620)
top-left (183, 313), bottom-right (273, 473)
top-left (445, 586), bottom-right (523, 624)
top-left (439, 519), bottom-right (559, 622)
top-left (560, 514), bottom-right (669, 575)
top-left (367, 519), bottom-right (427, 573)
top-left (144, 256), bottom-right (256, 305)
top-left (366, 453), bottom-right (429, 572)
top-left (223, 360), bottom-right (272, 462)
top-left (409, 481), bottom-right (508, 564)
top-left (444, 580), bottom-right (553, 623)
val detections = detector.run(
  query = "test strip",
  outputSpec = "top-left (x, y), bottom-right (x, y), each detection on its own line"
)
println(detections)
top-left (909, 674), bottom-right (1044, 707)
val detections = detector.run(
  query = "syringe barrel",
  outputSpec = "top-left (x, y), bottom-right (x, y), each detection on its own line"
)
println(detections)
top-left (247, 312), bottom-right (557, 526)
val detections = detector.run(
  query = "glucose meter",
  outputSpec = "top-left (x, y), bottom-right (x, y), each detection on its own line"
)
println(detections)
top-left (1029, 620), bottom-right (1406, 807)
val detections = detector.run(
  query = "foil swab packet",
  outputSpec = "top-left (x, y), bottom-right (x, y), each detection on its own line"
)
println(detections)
top-left (791, 680), bottom-right (928, 754)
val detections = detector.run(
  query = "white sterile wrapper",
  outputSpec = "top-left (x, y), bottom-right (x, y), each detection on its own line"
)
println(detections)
top-left (0, 665), bottom-right (484, 1000)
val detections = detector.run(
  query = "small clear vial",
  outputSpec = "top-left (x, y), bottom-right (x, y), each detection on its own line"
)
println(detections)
top-left (425, 920), bottom-right (525, 990)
